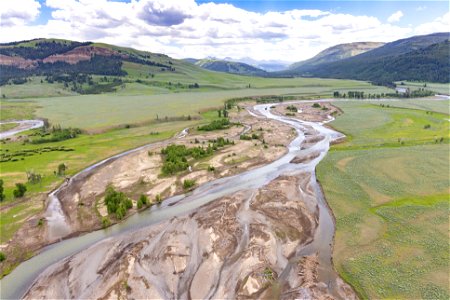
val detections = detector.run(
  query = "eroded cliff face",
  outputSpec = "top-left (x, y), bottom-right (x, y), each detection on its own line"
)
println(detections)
top-left (24, 174), bottom-right (355, 300)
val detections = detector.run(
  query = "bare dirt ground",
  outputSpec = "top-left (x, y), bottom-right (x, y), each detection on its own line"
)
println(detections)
top-left (55, 109), bottom-right (296, 235)
top-left (273, 101), bottom-right (340, 122)
top-left (24, 175), bottom-right (356, 300)
top-left (0, 107), bottom-right (296, 275)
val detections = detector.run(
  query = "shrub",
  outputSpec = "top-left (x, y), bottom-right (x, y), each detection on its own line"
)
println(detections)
top-left (0, 179), bottom-right (4, 202)
top-left (139, 194), bottom-right (148, 205)
top-left (207, 165), bottom-right (215, 172)
top-left (240, 134), bottom-right (252, 140)
top-left (0, 252), bottom-right (5, 262)
top-left (137, 194), bottom-right (148, 209)
top-left (183, 179), bottom-right (196, 190)
top-left (312, 103), bottom-right (321, 108)
top-left (57, 163), bottom-right (67, 176)
top-left (286, 105), bottom-right (298, 112)
top-left (155, 193), bottom-right (162, 204)
top-left (198, 118), bottom-right (230, 131)
top-left (137, 198), bottom-right (143, 209)
top-left (102, 217), bottom-right (111, 228)
top-left (423, 124), bottom-right (431, 129)
top-left (13, 183), bottom-right (27, 198)
top-left (104, 186), bottom-right (132, 219)
top-left (31, 127), bottom-right (81, 144)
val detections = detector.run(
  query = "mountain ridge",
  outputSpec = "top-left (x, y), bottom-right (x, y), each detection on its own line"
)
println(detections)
top-left (285, 32), bottom-right (450, 83)
top-left (289, 42), bottom-right (385, 70)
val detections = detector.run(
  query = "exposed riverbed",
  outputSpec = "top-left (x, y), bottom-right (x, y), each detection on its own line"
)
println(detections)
top-left (0, 120), bottom-right (44, 139)
top-left (1, 102), bottom-right (355, 299)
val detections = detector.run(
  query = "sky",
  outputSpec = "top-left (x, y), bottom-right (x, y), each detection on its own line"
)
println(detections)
top-left (0, 0), bottom-right (449, 62)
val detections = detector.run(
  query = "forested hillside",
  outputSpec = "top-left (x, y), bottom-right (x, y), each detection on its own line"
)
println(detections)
top-left (286, 33), bottom-right (450, 83)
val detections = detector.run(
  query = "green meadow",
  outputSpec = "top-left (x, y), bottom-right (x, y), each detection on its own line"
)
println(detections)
top-left (317, 99), bottom-right (450, 299)
top-left (331, 101), bottom-right (449, 149)
top-left (4, 79), bottom-right (390, 129)
top-left (0, 123), bottom-right (19, 133)
top-left (394, 81), bottom-right (449, 95)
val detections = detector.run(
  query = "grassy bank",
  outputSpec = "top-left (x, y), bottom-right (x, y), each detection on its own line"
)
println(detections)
top-left (317, 100), bottom-right (449, 299)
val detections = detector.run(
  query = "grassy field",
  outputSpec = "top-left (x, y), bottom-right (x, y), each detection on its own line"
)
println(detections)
top-left (394, 81), bottom-right (449, 95)
top-left (331, 101), bottom-right (449, 149)
top-left (317, 100), bottom-right (449, 299)
top-left (0, 100), bottom-right (38, 122)
top-left (370, 98), bottom-right (450, 114)
top-left (0, 123), bottom-right (19, 132)
top-left (3, 79), bottom-right (391, 129)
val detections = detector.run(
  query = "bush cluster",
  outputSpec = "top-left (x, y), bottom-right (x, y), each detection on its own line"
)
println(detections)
top-left (198, 118), bottom-right (230, 131)
top-left (31, 127), bottom-right (81, 144)
top-left (160, 138), bottom-right (233, 175)
top-left (13, 183), bottom-right (27, 198)
top-left (286, 105), bottom-right (298, 112)
top-left (104, 186), bottom-right (133, 219)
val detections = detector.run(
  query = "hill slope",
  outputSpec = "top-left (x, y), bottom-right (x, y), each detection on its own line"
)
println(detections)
top-left (0, 38), bottom-right (272, 95)
top-left (189, 58), bottom-right (267, 76)
top-left (287, 33), bottom-right (450, 83)
top-left (289, 42), bottom-right (384, 70)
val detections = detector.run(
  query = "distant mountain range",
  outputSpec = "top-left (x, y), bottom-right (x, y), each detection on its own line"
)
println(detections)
top-left (285, 32), bottom-right (449, 83)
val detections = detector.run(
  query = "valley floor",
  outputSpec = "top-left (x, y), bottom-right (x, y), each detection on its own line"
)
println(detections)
top-left (0, 96), bottom-right (448, 299)
top-left (317, 100), bottom-right (449, 299)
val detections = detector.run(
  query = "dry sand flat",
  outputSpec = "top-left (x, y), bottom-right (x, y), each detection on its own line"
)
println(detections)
top-left (53, 111), bottom-right (295, 235)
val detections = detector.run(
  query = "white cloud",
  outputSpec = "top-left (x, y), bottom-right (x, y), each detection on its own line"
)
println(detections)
top-left (0, 0), bottom-right (41, 26)
top-left (387, 10), bottom-right (403, 23)
top-left (0, 1), bottom-right (443, 62)
top-left (414, 12), bottom-right (450, 35)
top-left (416, 6), bottom-right (427, 11)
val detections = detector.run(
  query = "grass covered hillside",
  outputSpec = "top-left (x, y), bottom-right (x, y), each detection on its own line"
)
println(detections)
top-left (0, 38), bottom-right (265, 95)
top-left (192, 59), bottom-right (268, 76)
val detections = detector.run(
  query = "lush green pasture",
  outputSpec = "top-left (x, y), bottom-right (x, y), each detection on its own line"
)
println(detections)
top-left (0, 100), bottom-right (38, 121)
top-left (370, 98), bottom-right (450, 114)
top-left (331, 101), bottom-right (449, 149)
top-left (394, 81), bottom-right (449, 95)
top-left (317, 100), bottom-right (449, 299)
